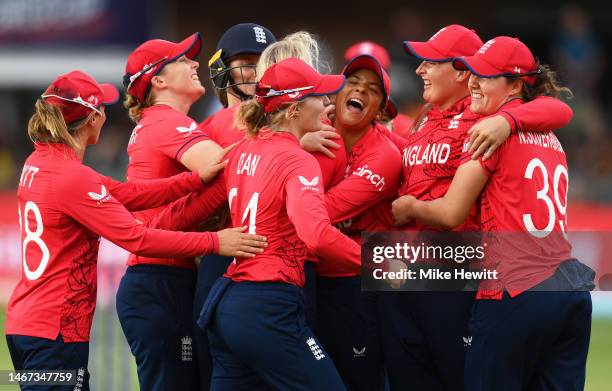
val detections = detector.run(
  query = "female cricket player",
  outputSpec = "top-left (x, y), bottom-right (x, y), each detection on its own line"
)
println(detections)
top-left (344, 40), bottom-right (414, 136)
top-left (393, 36), bottom-right (592, 391)
top-left (253, 31), bottom-right (350, 330)
top-left (311, 53), bottom-right (403, 391)
top-left (385, 25), bottom-right (575, 391)
top-left (115, 32), bottom-right (266, 391)
top-left (193, 23), bottom-right (277, 390)
top-left (200, 58), bottom-right (364, 390)
top-left (5, 70), bottom-right (266, 391)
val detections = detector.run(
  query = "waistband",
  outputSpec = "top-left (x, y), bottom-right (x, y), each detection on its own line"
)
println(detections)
top-left (126, 264), bottom-right (196, 278)
top-left (225, 280), bottom-right (304, 296)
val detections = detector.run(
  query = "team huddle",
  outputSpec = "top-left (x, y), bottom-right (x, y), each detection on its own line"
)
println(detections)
top-left (5, 22), bottom-right (594, 391)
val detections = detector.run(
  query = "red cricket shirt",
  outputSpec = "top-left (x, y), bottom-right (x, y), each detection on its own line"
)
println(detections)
top-left (126, 104), bottom-right (213, 268)
top-left (316, 124), bottom-right (403, 277)
top-left (198, 105), bottom-right (245, 148)
top-left (223, 131), bottom-right (361, 286)
top-left (398, 95), bottom-right (574, 232)
top-left (6, 143), bottom-right (218, 342)
top-left (472, 99), bottom-right (572, 299)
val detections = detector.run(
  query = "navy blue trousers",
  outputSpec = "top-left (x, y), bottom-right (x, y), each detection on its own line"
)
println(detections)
top-left (315, 276), bottom-right (385, 391)
top-left (379, 291), bottom-right (476, 391)
top-left (205, 280), bottom-right (346, 391)
top-left (464, 290), bottom-right (592, 391)
top-left (193, 254), bottom-right (234, 390)
top-left (194, 257), bottom-right (319, 391)
top-left (6, 334), bottom-right (89, 391)
top-left (116, 264), bottom-right (197, 391)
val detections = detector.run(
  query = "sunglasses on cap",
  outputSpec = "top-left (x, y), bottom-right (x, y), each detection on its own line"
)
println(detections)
top-left (255, 85), bottom-right (314, 99)
top-left (40, 93), bottom-right (103, 116)
top-left (123, 56), bottom-right (169, 91)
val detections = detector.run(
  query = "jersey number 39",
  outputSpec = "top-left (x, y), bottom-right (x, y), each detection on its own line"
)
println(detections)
top-left (522, 158), bottom-right (568, 238)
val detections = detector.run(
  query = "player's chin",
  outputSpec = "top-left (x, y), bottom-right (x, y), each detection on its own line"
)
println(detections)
top-left (190, 84), bottom-right (206, 98)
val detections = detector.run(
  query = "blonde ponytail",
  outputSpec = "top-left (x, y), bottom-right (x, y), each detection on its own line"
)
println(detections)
top-left (27, 100), bottom-right (81, 150)
top-left (235, 99), bottom-right (291, 137)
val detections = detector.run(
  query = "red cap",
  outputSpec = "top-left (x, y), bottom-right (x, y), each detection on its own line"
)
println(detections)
top-left (342, 54), bottom-right (390, 107)
top-left (255, 58), bottom-right (345, 113)
top-left (452, 36), bottom-right (540, 85)
top-left (344, 41), bottom-right (391, 70)
top-left (385, 97), bottom-right (398, 119)
top-left (41, 70), bottom-right (119, 125)
top-left (124, 32), bottom-right (202, 102)
top-left (403, 24), bottom-right (483, 62)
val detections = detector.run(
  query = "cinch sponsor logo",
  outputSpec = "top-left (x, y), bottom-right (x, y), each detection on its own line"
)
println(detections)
top-left (299, 175), bottom-right (319, 191)
top-left (352, 165), bottom-right (385, 191)
top-left (88, 185), bottom-right (111, 205)
top-left (403, 143), bottom-right (450, 166)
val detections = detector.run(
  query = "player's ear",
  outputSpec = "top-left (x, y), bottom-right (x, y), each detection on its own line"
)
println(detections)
top-left (150, 75), bottom-right (165, 89)
top-left (286, 102), bottom-right (300, 120)
top-left (508, 78), bottom-right (524, 96)
top-left (456, 70), bottom-right (470, 83)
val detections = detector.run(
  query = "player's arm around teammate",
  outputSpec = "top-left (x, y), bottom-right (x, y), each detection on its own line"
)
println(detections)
top-left (382, 24), bottom-right (576, 391)
top-left (392, 37), bottom-right (592, 391)
top-left (4, 71), bottom-right (265, 391)
top-left (199, 58), bottom-right (366, 391)
top-left (117, 32), bottom-right (270, 391)
top-left (307, 54), bottom-right (402, 391)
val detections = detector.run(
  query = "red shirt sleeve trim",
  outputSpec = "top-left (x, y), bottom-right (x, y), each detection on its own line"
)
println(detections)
top-left (175, 134), bottom-right (212, 161)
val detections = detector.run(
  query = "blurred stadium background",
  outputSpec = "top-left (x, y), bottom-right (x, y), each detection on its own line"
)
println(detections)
top-left (0, 0), bottom-right (610, 390)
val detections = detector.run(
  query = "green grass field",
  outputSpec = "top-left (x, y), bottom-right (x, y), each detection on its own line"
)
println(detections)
top-left (1, 307), bottom-right (610, 390)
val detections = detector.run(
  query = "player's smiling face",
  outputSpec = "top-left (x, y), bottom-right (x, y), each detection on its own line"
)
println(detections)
top-left (468, 74), bottom-right (521, 115)
top-left (155, 55), bottom-right (205, 101)
top-left (228, 54), bottom-right (260, 96)
top-left (335, 68), bottom-right (384, 131)
top-left (416, 61), bottom-right (462, 107)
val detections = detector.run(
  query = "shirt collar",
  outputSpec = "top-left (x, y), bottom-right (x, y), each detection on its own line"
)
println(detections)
top-left (34, 142), bottom-right (81, 161)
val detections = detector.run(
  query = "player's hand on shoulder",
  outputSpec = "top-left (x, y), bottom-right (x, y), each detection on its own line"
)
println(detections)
top-left (300, 127), bottom-right (341, 159)
top-left (468, 115), bottom-right (511, 161)
top-left (216, 226), bottom-right (268, 258)
top-left (197, 142), bottom-right (237, 183)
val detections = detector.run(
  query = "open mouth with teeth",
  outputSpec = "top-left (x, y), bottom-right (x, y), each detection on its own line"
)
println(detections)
top-left (470, 91), bottom-right (483, 100)
top-left (346, 97), bottom-right (364, 113)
